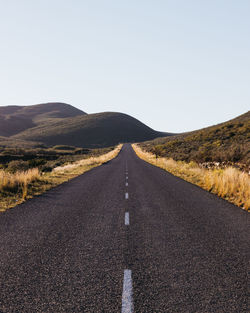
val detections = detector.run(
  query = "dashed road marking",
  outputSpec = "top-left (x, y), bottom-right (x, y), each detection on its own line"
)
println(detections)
top-left (121, 269), bottom-right (134, 313)
top-left (125, 192), bottom-right (129, 199)
top-left (126, 182), bottom-right (128, 186)
top-left (125, 212), bottom-right (129, 225)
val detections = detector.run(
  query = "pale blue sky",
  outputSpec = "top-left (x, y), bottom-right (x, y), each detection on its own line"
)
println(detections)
top-left (0, 0), bottom-right (249, 132)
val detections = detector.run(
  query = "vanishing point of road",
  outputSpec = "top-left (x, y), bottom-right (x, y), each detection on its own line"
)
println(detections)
top-left (0, 144), bottom-right (249, 312)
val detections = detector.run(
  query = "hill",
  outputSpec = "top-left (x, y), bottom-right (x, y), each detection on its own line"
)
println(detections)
top-left (0, 102), bottom-right (167, 147)
top-left (139, 111), bottom-right (250, 166)
top-left (0, 102), bottom-right (86, 136)
top-left (12, 112), bottom-right (167, 147)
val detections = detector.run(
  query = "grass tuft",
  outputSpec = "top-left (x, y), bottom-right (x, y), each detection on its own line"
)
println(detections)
top-left (0, 168), bottom-right (41, 198)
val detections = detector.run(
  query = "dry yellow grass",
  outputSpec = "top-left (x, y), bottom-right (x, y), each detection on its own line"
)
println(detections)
top-left (0, 144), bottom-right (122, 212)
top-left (53, 144), bottom-right (122, 174)
top-left (132, 144), bottom-right (250, 211)
top-left (0, 168), bottom-right (41, 200)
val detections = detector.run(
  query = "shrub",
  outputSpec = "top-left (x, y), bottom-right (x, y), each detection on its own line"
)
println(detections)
top-left (52, 145), bottom-right (76, 151)
top-left (7, 160), bottom-right (30, 173)
top-left (28, 158), bottom-right (46, 168)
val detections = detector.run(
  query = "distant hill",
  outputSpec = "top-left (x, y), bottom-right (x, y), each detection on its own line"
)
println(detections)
top-left (140, 111), bottom-right (250, 166)
top-left (0, 102), bottom-right (86, 136)
top-left (0, 103), bottom-right (167, 147)
top-left (12, 112), bottom-right (167, 147)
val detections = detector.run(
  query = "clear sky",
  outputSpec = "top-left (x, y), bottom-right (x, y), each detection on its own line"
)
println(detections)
top-left (0, 0), bottom-right (249, 132)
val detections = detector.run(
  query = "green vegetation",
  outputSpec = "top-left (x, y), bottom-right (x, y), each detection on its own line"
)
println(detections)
top-left (140, 111), bottom-right (250, 169)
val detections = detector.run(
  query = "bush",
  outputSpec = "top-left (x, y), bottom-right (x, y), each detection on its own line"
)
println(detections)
top-left (28, 158), bottom-right (46, 168)
top-left (7, 160), bottom-right (30, 173)
top-left (52, 145), bottom-right (76, 151)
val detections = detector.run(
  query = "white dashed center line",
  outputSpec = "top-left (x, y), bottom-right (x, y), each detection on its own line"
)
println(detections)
top-left (121, 269), bottom-right (134, 313)
top-left (125, 212), bottom-right (129, 225)
top-left (126, 182), bottom-right (128, 186)
top-left (125, 192), bottom-right (129, 199)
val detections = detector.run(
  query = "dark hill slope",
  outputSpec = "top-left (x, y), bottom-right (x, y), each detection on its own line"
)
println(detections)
top-left (0, 102), bottom-right (86, 136)
top-left (13, 112), bottom-right (167, 148)
top-left (0, 115), bottom-right (35, 137)
top-left (140, 111), bottom-right (250, 165)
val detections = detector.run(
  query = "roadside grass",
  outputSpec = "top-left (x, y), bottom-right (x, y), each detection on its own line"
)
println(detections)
top-left (132, 144), bottom-right (250, 211)
top-left (0, 144), bottom-right (122, 212)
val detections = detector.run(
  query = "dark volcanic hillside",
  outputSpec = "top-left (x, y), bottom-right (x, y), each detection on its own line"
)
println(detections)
top-left (0, 102), bottom-right (86, 136)
top-left (12, 112), bottom-right (166, 147)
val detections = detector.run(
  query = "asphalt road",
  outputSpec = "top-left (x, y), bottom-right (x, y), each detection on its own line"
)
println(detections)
top-left (0, 144), bottom-right (249, 312)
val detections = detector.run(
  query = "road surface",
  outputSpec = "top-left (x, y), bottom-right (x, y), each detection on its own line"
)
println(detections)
top-left (0, 144), bottom-right (249, 312)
